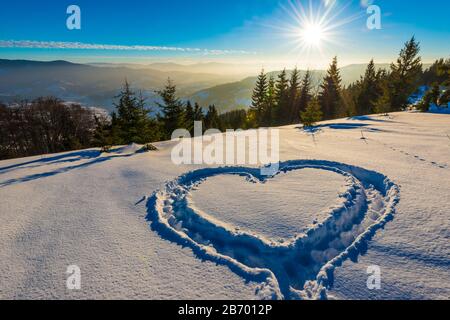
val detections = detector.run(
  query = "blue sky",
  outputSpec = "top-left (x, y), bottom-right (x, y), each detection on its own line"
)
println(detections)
top-left (0, 0), bottom-right (448, 69)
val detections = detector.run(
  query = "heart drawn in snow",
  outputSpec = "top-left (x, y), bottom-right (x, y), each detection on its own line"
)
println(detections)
top-left (146, 160), bottom-right (400, 300)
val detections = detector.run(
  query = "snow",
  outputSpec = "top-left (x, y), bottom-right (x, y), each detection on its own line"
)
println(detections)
top-left (190, 169), bottom-right (349, 241)
top-left (0, 111), bottom-right (449, 300)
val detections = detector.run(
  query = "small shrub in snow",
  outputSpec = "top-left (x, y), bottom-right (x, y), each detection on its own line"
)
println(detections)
top-left (139, 143), bottom-right (158, 152)
top-left (100, 145), bottom-right (112, 153)
top-left (301, 98), bottom-right (323, 128)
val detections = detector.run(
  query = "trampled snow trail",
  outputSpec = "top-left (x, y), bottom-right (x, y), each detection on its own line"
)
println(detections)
top-left (146, 160), bottom-right (400, 300)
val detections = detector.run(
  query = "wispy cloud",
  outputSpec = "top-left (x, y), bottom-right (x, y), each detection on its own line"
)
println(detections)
top-left (0, 40), bottom-right (254, 55)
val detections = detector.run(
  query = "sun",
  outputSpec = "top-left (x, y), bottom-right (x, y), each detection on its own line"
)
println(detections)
top-left (275, 0), bottom-right (363, 61)
top-left (300, 23), bottom-right (325, 47)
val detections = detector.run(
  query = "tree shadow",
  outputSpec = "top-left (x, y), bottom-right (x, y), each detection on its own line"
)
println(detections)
top-left (0, 149), bottom-right (102, 174)
top-left (0, 153), bottom-right (134, 188)
top-left (347, 115), bottom-right (394, 122)
top-left (296, 123), bottom-right (373, 131)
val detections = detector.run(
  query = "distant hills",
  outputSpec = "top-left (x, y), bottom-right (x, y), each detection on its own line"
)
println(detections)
top-left (0, 59), bottom-right (431, 114)
top-left (0, 59), bottom-right (242, 112)
top-left (88, 62), bottom-right (259, 76)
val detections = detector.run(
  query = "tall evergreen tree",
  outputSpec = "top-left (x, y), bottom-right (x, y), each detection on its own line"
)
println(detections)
top-left (389, 36), bottom-right (422, 110)
top-left (301, 97), bottom-right (323, 128)
top-left (263, 75), bottom-right (277, 127)
top-left (374, 85), bottom-right (392, 115)
top-left (185, 100), bottom-right (195, 135)
top-left (319, 57), bottom-right (343, 119)
top-left (219, 109), bottom-right (248, 130)
top-left (193, 102), bottom-right (204, 121)
top-left (439, 89), bottom-right (450, 106)
top-left (250, 69), bottom-right (268, 126)
top-left (113, 81), bottom-right (157, 144)
top-left (341, 82), bottom-right (359, 117)
top-left (156, 79), bottom-right (185, 139)
top-left (274, 69), bottom-right (289, 125)
top-left (287, 68), bottom-right (301, 124)
top-left (204, 105), bottom-right (223, 131)
top-left (298, 70), bottom-right (313, 120)
top-left (356, 59), bottom-right (381, 115)
top-left (437, 59), bottom-right (450, 86)
top-left (421, 58), bottom-right (450, 86)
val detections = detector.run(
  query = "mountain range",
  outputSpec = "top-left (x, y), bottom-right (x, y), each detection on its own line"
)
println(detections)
top-left (0, 59), bottom-right (242, 111)
top-left (0, 59), bottom-right (430, 113)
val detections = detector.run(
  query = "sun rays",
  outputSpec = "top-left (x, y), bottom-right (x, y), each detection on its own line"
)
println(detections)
top-left (272, 0), bottom-right (365, 65)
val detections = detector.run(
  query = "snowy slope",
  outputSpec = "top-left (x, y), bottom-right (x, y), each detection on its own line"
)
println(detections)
top-left (0, 112), bottom-right (449, 299)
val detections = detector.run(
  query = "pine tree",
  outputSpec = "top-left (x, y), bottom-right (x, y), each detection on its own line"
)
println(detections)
top-left (93, 115), bottom-right (113, 148)
top-left (156, 79), bottom-right (185, 139)
top-left (113, 81), bottom-right (157, 144)
top-left (356, 59), bottom-right (382, 115)
top-left (341, 83), bottom-right (359, 117)
top-left (298, 70), bottom-right (313, 119)
top-left (114, 80), bottom-right (137, 143)
top-left (429, 83), bottom-right (441, 106)
top-left (185, 100), bottom-right (195, 134)
top-left (374, 85), bottom-right (392, 115)
top-left (319, 57), bottom-right (343, 119)
top-left (301, 97), bottom-right (323, 128)
top-left (287, 68), bottom-right (301, 124)
top-left (263, 75), bottom-right (277, 127)
top-left (418, 83), bottom-right (441, 111)
top-left (193, 102), bottom-right (204, 121)
top-left (439, 90), bottom-right (450, 106)
top-left (204, 105), bottom-right (223, 131)
top-left (421, 58), bottom-right (450, 86)
top-left (135, 91), bottom-right (161, 143)
top-left (274, 69), bottom-right (289, 125)
top-left (389, 36), bottom-right (422, 110)
top-left (219, 109), bottom-right (247, 130)
top-left (250, 69), bottom-right (268, 126)
top-left (437, 59), bottom-right (450, 86)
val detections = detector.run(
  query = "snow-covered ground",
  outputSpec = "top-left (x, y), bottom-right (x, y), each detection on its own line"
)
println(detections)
top-left (0, 112), bottom-right (449, 300)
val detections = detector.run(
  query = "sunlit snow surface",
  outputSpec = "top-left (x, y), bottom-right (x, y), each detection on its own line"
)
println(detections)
top-left (191, 169), bottom-right (348, 242)
top-left (0, 112), bottom-right (449, 299)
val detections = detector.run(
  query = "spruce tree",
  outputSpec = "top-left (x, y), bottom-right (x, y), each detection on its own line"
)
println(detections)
top-left (298, 70), bottom-right (313, 119)
top-left (389, 36), bottom-right (422, 110)
top-left (135, 91), bottom-right (161, 143)
top-left (374, 85), bottom-right (392, 115)
top-left (113, 81), bottom-right (157, 144)
top-left (421, 58), bottom-right (449, 86)
top-left (250, 69), bottom-right (268, 126)
top-left (274, 69), bottom-right (289, 125)
top-left (264, 75), bottom-right (277, 127)
top-left (93, 115), bottom-right (113, 148)
top-left (185, 100), bottom-right (195, 134)
top-left (204, 105), bottom-right (223, 131)
top-left (439, 90), bottom-right (450, 106)
top-left (356, 59), bottom-right (381, 115)
top-left (156, 79), bottom-right (185, 139)
top-left (437, 59), bottom-right (450, 86)
top-left (114, 80), bottom-right (137, 143)
top-left (429, 83), bottom-right (441, 106)
top-left (319, 57), bottom-right (343, 119)
top-left (301, 97), bottom-right (323, 128)
top-left (193, 102), bottom-right (204, 134)
top-left (287, 68), bottom-right (301, 124)
top-left (193, 102), bottom-right (204, 121)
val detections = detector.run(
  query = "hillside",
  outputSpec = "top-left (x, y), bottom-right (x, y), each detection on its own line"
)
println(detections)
top-left (0, 59), bottom-right (241, 112)
top-left (0, 111), bottom-right (448, 299)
